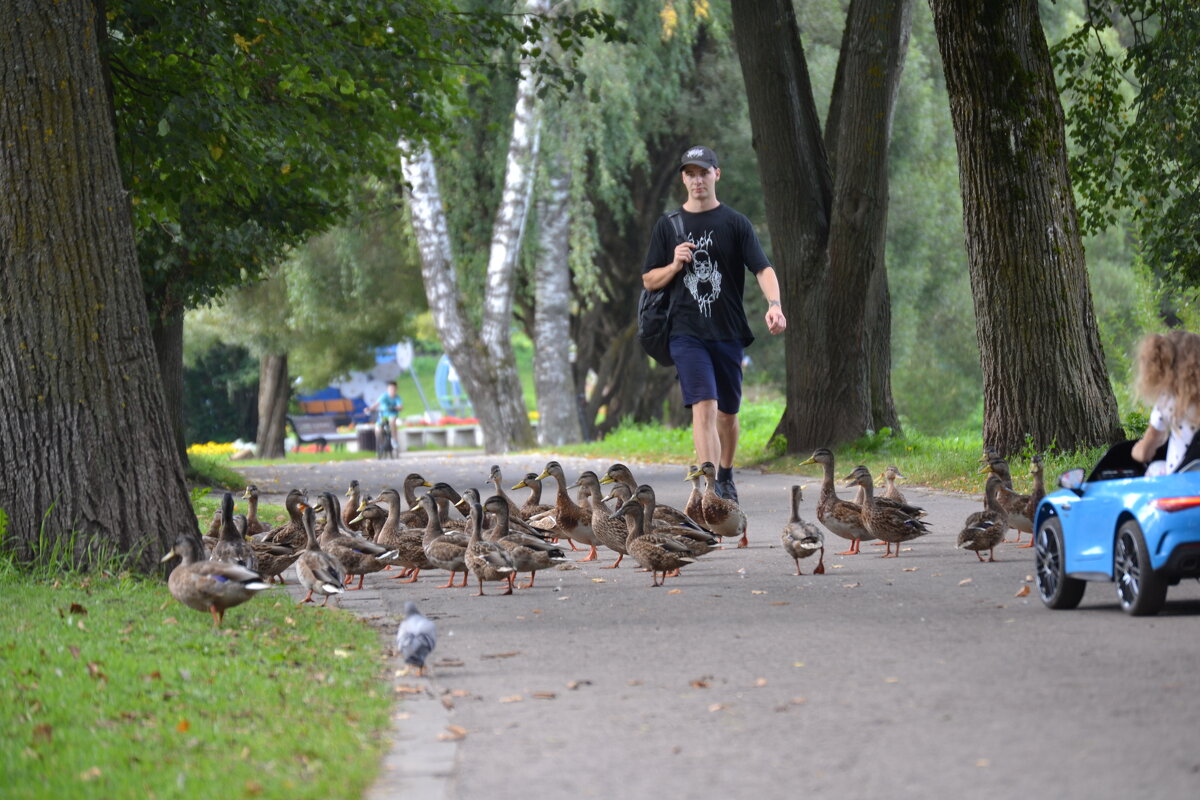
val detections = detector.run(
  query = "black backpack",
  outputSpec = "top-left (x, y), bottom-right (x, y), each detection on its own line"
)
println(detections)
top-left (637, 211), bottom-right (686, 367)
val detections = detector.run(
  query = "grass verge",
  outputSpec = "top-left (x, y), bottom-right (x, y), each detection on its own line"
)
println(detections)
top-left (555, 400), bottom-right (1114, 497)
top-left (0, 574), bottom-right (392, 800)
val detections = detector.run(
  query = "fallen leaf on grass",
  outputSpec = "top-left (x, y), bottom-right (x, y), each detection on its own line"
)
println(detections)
top-left (532, 692), bottom-right (557, 700)
top-left (245, 779), bottom-right (264, 796)
top-left (69, 603), bottom-right (88, 616)
top-left (68, 646), bottom-right (80, 660)
top-left (958, 578), bottom-right (973, 586)
top-left (333, 649), bottom-right (350, 658)
top-left (32, 724), bottom-right (52, 743)
top-left (437, 725), bottom-right (468, 742)
top-left (162, 617), bottom-right (178, 625)
top-left (86, 663), bottom-right (106, 682)
top-left (79, 767), bottom-right (102, 781)
top-left (176, 719), bottom-right (190, 733)
top-left (482, 651), bottom-right (521, 660)
top-left (499, 695), bottom-right (524, 703)
top-left (1015, 585), bottom-right (1031, 597)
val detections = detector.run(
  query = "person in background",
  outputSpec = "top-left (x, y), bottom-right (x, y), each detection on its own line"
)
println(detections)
top-left (641, 145), bottom-right (786, 504)
top-left (1132, 330), bottom-right (1200, 475)
top-left (367, 380), bottom-right (404, 451)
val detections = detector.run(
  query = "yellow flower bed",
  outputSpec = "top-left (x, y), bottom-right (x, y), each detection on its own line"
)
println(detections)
top-left (187, 441), bottom-right (237, 456)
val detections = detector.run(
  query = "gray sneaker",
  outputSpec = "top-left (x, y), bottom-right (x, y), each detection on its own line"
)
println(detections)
top-left (716, 478), bottom-right (739, 505)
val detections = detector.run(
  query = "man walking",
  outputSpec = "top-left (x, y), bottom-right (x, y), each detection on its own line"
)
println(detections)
top-left (641, 146), bottom-right (786, 503)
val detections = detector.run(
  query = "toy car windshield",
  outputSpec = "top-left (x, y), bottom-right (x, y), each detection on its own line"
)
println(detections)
top-left (1085, 440), bottom-right (1146, 483)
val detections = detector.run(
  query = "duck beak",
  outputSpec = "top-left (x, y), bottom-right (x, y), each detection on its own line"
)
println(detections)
top-left (535, 470), bottom-right (550, 480)
top-left (799, 457), bottom-right (816, 466)
top-left (598, 474), bottom-right (614, 485)
top-left (159, 548), bottom-right (176, 563)
top-left (350, 513), bottom-right (364, 525)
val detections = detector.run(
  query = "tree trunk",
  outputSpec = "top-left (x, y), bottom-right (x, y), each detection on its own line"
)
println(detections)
top-left (151, 307), bottom-right (189, 466)
top-left (533, 159), bottom-right (583, 446)
top-left (823, 0), bottom-right (912, 436)
top-left (929, 0), bottom-right (1123, 455)
top-left (398, 0), bottom-right (546, 454)
top-left (733, 0), bottom-right (911, 452)
top-left (732, 0), bottom-right (835, 454)
top-left (255, 353), bottom-right (289, 459)
top-left (0, 0), bottom-right (195, 571)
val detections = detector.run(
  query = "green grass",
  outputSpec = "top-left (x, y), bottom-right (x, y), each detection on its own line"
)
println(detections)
top-left (0, 576), bottom-right (392, 800)
top-left (185, 454), bottom-right (246, 491)
top-left (555, 399), bottom-right (1113, 497)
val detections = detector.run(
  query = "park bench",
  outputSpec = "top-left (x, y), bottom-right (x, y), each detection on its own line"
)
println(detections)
top-left (287, 415), bottom-right (356, 452)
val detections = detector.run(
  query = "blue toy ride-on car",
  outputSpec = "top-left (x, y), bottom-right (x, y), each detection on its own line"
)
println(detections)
top-left (1034, 440), bottom-right (1200, 615)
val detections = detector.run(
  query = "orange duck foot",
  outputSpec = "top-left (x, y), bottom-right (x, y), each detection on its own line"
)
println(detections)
top-left (579, 546), bottom-right (599, 562)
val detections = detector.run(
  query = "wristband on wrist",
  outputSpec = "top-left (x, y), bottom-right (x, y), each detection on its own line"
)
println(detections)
top-left (768, 299), bottom-right (781, 308)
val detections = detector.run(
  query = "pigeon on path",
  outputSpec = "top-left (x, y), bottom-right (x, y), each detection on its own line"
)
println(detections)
top-left (397, 601), bottom-right (437, 676)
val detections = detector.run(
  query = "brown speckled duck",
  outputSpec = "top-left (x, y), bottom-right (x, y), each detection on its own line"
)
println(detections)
top-left (780, 485), bottom-right (824, 575)
top-left (957, 473), bottom-right (1009, 562)
top-left (800, 448), bottom-right (874, 555)
top-left (536, 461), bottom-right (599, 560)
top-left (210, 492), bottom-right (258, 572)
top-left (843, 465), bottom-right (930, 558)
top-left (464, 501), bottom-right (516, 596)
top-left (294, 503), bottom-right (346, 606)
top-left (685, 462), bottom-right (748, 547)
top-left (483, 495), bottom-right (566, 588)
top-left (161, 533), bottom-right (268, 627)
top-left (610, 497), bottom-right (695, 587)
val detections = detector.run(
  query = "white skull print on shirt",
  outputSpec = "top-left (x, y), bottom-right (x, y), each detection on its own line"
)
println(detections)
top-left (683, 230), bottom-right (722, 317)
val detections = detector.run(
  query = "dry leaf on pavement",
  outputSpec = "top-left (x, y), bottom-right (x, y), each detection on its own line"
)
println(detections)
top-left (958, 578), bottom-right (973, 586)
top-left (1015, 585), bottom-right (1031, 597)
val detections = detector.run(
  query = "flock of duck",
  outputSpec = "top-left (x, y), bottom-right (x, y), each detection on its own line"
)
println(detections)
top-left (160, 449), bottom-right (1046, 627)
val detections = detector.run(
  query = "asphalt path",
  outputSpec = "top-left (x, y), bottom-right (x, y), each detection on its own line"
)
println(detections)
top-left (240, 452), bottom-right (1200, 800)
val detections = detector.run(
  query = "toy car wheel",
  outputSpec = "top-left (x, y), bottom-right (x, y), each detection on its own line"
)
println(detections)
top-left (1114, 520), bottom-right (1167, 616)
top-left (1035, 516), bottom-right (1085, 609)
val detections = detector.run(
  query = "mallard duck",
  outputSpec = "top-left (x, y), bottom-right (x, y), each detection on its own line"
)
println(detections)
top-left (161, 533), bottom-right (269, 627)
top-left (881, 466), bottom-right (908, 504)
top-left (210, 492), bottom-right (258, 572)
top-left (610, 497), bottom-right (696, 587)
top-left (366, 488), bottom-right (428, 582)
top-left (295, 503), bottom-right (347, 606)
top-left (685, 462), bottom-right (749, 547)
top-left (576, 471), bottom-right (632, 567)
top-left (421, 493), bottom-right (471, 589)
top-left (602, 462), bottom-right (706, 531)
top-left (397, 601), bottom-right (437, 677)
top-left (395, 473), bottom-right (434, 528)
top-left (201, 510), bottom-right (221, 555)
top-left (800, 448), bottom-right (874, 555)
top-left (241, 485), bottom-right (268, 537)
top-left (781, 485), bottom-right (824, 575)
top-left (315, 492), bottom-right (395, 590)
top-left (684, 465), bottom-right (706, 527)
top-left (483, 495), bottom-right (566, 588)
top-left (344, 480), bottom-right (365, 532)
top-left (986, 455), bottom-right (1043, 548)
top-left (957, 473), bottom-right (1009, 562)
top-left (537, 461), bottom-right (599, 560)
top-left (512, 472), bottom-right (553, 520)
top-left (843, 465), bottom-right (930, 558)
top-left (634, 484), bottom-right (718, 558)
top-left (258, 489), bottom-right (308, 551)
top-left (464, 501), bottom-right (516, 596)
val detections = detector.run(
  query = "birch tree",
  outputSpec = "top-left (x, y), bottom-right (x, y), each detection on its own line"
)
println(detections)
top-left (400, 0), bottom-right (550, 452)
top-left (532, 149), bottom-right (584, 445)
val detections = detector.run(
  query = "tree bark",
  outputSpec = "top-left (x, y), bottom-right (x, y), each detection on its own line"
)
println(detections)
top-left (150, 307), bottom-right (189, 466)
top-left (255, 353), bottom-right (289, 459)
top-left (0, 0), bottom-right (195, 571)
top-left (929, 0), bottom-right (1123, 455)
top-left (732, 0), bottom-right (910, 452)
top-left (533, 159), bottom-right (583, 446)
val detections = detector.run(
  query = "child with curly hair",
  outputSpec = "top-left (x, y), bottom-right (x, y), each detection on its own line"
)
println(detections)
top-left (1131, 330), bottom-right (1200, 475)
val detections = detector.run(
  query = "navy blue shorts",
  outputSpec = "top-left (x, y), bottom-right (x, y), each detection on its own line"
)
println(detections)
top-left (669, 336), bottom-right (744, 414)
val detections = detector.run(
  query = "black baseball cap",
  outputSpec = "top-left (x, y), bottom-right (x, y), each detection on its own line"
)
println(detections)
top-left (680, 145), bottom-right (718, 171)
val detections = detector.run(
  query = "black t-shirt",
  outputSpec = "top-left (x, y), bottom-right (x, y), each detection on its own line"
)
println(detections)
top-left (642, 204), bottom-right (771, 346)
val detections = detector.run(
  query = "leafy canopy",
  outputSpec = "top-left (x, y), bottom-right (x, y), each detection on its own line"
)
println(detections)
top-left (104, 0), bottom-right (623, 314)
top-left (1053, 1), bottom-right (1200, 281)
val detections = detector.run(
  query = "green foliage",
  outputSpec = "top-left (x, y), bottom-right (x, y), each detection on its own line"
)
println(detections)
top-left (105, 0), bottom-right (624, 316)
top-left (185, 456), bottom-right (246, 492)
top-left (182, 341), bottom-right (258, 444)
top-left (0, 577), bottom-right (390, 800)
top-left (1053, 0), bottom-right (1200, 282)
